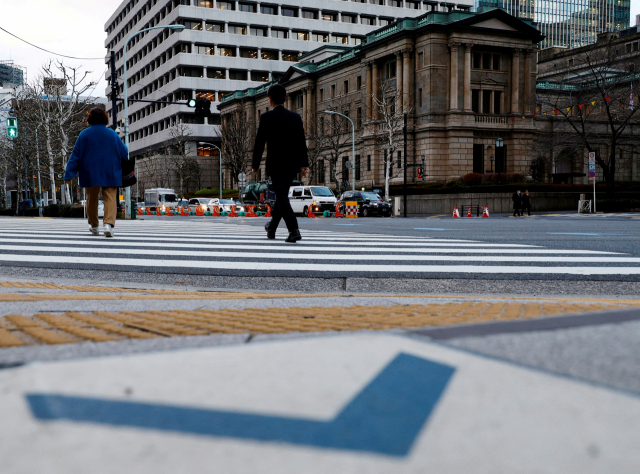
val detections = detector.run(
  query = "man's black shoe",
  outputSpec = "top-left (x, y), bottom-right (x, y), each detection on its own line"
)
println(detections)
top-left (265, 221), bottom-right (275, 240)
top-left (285, 229), bottom-right (301, 243)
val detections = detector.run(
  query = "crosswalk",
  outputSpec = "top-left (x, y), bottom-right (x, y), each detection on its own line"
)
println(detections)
top-left (0, 218), bottom-right (639, 276)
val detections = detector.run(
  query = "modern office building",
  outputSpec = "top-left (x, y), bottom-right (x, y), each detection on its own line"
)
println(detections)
top-left (475, 0), bottom-right (631, 49)
top-left (0, 61), bottom-right (25, 89)
top-left (104, 0), bottom-right (474, 175)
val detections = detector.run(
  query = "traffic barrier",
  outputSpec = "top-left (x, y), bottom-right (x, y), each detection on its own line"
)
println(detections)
top-left (229, 206), bottom-right (239, 217)
top-left (345, 201), bottom-right (358, 219)
top-left (180, 206), bottom-right (190, 216)
top-left (323, 210), bottom-right (331, 217)
top-left (264, 204), bottom-right (272, 218)
top-left (466, 206), bottom-right (472, 218)
top-left (212, 205), bottom-right (220, 217)
top-left (246, 205), bottom-right (257, 217)
top-left (483, 205), bottom-right (490, 218)
top-left (196, 206), bottom-right (205, 216)
top-left (137, 207), bottom-right (144, 216)
top-left (335, 202), bottom-right (344, 218)
top-left (452, 206), bottom-right (460, 218)
top-left (307, 203), bottom-right (316, 218)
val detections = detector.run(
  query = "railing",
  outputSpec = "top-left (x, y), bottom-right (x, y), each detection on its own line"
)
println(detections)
top-left (474, 115), bottom-right (511, 124)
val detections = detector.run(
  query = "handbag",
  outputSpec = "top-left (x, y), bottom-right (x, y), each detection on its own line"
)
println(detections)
top-left (121, 157), bottom-right (137, 187)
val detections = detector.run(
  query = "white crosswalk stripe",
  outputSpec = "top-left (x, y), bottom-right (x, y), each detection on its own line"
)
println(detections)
top-left (0, 219), bottom-right (638, 276)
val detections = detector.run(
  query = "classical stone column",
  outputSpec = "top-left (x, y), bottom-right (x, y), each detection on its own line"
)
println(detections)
top-left (511, 48), bottom-right (521, 114)
top-left (402, 48), bottom-right (412, 112)
top-left (395, 51), bottom-right (403, 111)
top-left (524, 49), bottom-right (532, 114)
top-left (301, 88), bottom-right (307, 128)
top-left (449, 42), bottom-right (460, 111)
top-left (372, 61), bottom-right (379, 119)
top-left (306, 86), bottom-right (313, 126)
top-left (463, 43), bottom-right (473, 112)
top-left (365, 61), bottom-right (373, 121)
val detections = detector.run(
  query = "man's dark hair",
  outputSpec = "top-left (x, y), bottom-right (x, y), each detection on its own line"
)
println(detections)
top-left (87, 107), bottom-right (109, 126)
top-left (268, 84), bottom-right (286, 105)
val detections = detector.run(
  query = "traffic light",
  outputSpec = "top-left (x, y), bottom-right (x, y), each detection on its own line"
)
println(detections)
top-left (6, 117), bottom-right (17, 139)
top-left (417, 167), bottom-right (423, 179)
top-left (187, 98), bottom-right (211, 118)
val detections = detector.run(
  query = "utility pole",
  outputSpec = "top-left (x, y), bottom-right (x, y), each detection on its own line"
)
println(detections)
top-left (110, 51), bottom-right (118, 130)
top-left (403, 113), bottom-right (408, 218)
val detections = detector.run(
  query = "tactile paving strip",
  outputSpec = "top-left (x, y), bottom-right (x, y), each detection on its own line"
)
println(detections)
top-left (0, 300), bottom-right (636, 347)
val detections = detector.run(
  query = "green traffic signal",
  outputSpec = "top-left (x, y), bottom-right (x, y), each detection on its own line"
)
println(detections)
top-left (6, 117), bottom-right (17, 139)
top-left (187, 99), bottom-right (197, 108)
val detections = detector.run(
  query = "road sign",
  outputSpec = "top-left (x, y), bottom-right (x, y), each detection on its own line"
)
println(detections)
top-left (238, 172), bottom-right (246, 182)
top-left (345, 161), bottom-right (352, 169)
top-left (588, 152), bottom-right (595, 164)
top-left (6, 117), bottom-right (17, 139)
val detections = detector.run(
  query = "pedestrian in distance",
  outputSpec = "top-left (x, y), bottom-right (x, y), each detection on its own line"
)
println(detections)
top-left (512, 189), bottom-right (523, 217)
top-left (64, 107), bottom-right (129, 238)
top-left (522, 190), bottom-right (531, 216)
top-left (252, 84), bottom-right (310, 243)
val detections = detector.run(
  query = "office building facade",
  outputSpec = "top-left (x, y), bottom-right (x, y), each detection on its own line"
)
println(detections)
top-left (104, 0), bottom-right (473, 186)
top-left (475, 0), bottom-right (630, 49)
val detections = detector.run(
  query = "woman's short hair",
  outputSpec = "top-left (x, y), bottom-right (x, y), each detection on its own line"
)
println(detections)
top-left (87, 107), bottom-right (109, 126)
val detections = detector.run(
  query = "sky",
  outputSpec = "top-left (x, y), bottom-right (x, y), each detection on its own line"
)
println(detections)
top-left (0, 0), bottom-right (639, 99)
top-left (0, 0), bottom-right (123, 97)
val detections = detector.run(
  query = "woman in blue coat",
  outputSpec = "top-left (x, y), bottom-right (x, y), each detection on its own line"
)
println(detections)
top-left (64, 108), bottom-right (128, 237)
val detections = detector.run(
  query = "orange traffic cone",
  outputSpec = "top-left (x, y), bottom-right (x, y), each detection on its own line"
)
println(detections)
top-left (483, 205), bottom-right (490, 218)
top-left (452, 206), bottom-right (460, 218)
top-left (335, 202), bottom-right (344, 218)
top-left (307, 203), bottom-right (316, 218)
top-left (264, 204), bottom-right (272, 218)
top-left (466, 206), bottom-right (472, 218)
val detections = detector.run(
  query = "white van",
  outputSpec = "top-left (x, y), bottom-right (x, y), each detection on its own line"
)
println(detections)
top-left (288, 186), bottom-right (337, 215)
top-left (144, 188), bottom-right (179, 209)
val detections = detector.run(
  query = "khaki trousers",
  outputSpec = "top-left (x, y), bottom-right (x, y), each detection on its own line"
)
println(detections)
top-left (86, 186), bottom-right (117, 228)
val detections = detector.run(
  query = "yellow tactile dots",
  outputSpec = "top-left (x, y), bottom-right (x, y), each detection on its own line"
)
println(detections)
top-left (0, 300), bottom-right (637, 348)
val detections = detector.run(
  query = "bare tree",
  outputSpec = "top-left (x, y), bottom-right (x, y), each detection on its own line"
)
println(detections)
top-left (165, 123), bottom-right (193, 197)
top-left (218, 103), bottom-right (254, 190)
top-left (536, 45), bottom-right (640, 196)
top-left (365, 78), bottom-right (412, 200)
top-left (321, 94), bottom-right (356, 193)
top-left (303, 112), bottom-right (330, 185)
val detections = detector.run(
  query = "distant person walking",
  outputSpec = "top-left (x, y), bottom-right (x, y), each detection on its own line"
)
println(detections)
top-left (512, 189), bottom-right (523, 217)
top-left (252, 84), bottom-right (309, 243)
top-left (64, 107), bottom-right (128, 237)
top-left (522, 190), bottom-right (531, 216)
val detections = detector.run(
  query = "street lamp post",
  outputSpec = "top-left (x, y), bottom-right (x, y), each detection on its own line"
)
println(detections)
top-left (122, 24), bottom-right (185, 219)
top-left (198, 142), bottom-right (223, 199)
top-left (35, 124), bottom-right (43, 217)
top-left (495, 138), bottom-right (504, 184)
top-left (324, 110), bottom-right (355, 191)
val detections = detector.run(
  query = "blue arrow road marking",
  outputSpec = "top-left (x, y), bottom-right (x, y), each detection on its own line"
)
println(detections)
top-left (26, 353), bottom-right (455, 457)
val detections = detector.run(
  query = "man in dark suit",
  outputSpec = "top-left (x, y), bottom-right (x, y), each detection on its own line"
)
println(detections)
top-left (512, 189), bottom-right (523, 217)
top-left (252, 84), bottom-right (309, 243)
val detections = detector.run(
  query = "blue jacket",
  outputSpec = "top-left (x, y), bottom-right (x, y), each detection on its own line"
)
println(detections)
top-left (64, 125), bottom-right (128, 187)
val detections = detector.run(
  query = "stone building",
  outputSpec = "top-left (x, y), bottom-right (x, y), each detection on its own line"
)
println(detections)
top-left (535, 26), bottom-right (640, 185)
top-left (218, 7), bottom-right (544, 190)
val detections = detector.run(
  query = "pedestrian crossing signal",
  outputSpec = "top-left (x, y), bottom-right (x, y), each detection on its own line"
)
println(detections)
top-left (6, 117), bottom-right (17, 139)
top-left (417, 167), bottom-right (423, 179)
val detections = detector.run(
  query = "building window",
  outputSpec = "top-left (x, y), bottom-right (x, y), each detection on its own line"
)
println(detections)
top-left (282, 51), bottom-right (298, 62)
top-left (296, 95), bottom-right (303, 109)
top-left (260, 5), bottom-right (276, 15)
top-left (182, 20), bottom-right (202, 30)
top-left (355, 155), bottom-right (361, 180)
top-left (342, 14), bottom-right (356, 23)
top-left (251, 71), bottom-right (270, 82)
top-left (343, 80), bottom-right (349, 94)
top-left (207, 68), bottom-right (226, 79)
top-left (379, 17), bottom-right (394, 26)
top-left (240, 47), bottom-right (258, 58)
top-left (361, 16), bottom-right (376, 25)
top-left (493, 54), bottom-right (500, 70)
top-left (418, 88), bottom-right (422, 107)
top-left (322, 12), bottom-right (337, 21)
top-left (196, 0), bottom-right (213, 7)
top-left (351, 36), bottom-right (363, 46)
top-left (261, 49), bottom-right (278, 60)
top-left (472, 89), bottom-right (479, 113)
top-left (196, 91), bottom-right (216, 101)
top-left (493, 91), bottom-right (501, 114)
top-left (333, 35), bottom-right (348, 44)
top-left (356, 107), bottom-right (362, 128)
top-left (229, 69), bottom-right (247, 80)
top-left (281, 7), bottom-right (297, 17)
top-left (238, 3), bottom-right (256, 12)
top-left (271, 28), bottom-right (288, 39)
top-left (216, 1), bottom-right (234, 10)
top-left (319, 88), bottom-right (324, 102)
top-left (217, 46), bottom-right (236, 56)
top-left (482, 90), bottom-right (491, 114)
top-left (206, 22), bottom-right (225, 32)
top-left (194, 44), bottom-right (215, 55)
top-left (397, 151), bottom-right (402, 168)
top-left (367, 155), bottom-right (371, 171)
top-left (228, 24), bottom-right (247, 35)
top-left (318, 161), bottom-right (325, 183)
top-left (294, 30), bottom-right (309, 41)
top-left (330, 84), bottom-right (335, 98)
top-left (384, 60), bottom-right (396, 79)
top-left (250, 27), bottom-right (267, 37)
top-left (356, 76), bottom-right (362, 89)
top-left (312, 32), bottom-right (328, 43)
top-left (417, 51), bottom-right (424, 68)
top-left (302, 9), bottom-right (317, 19)
top-left (179, 66), bottom-right (203, 77)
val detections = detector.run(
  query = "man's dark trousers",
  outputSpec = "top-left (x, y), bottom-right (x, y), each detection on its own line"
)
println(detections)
top-left (269, 175), bottom-right (297, 232)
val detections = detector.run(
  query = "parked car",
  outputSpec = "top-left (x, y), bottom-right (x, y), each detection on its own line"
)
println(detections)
top-left (188, 198), bottom-right (215, 212)
top-left (338, 191), bottom-right (392, 217)
top-left (219, 199), bottom-right (244, 214)
top-left (78, 199), bottom-right (104, 217)
top-left (288, 185), bottom-right (337, 216)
